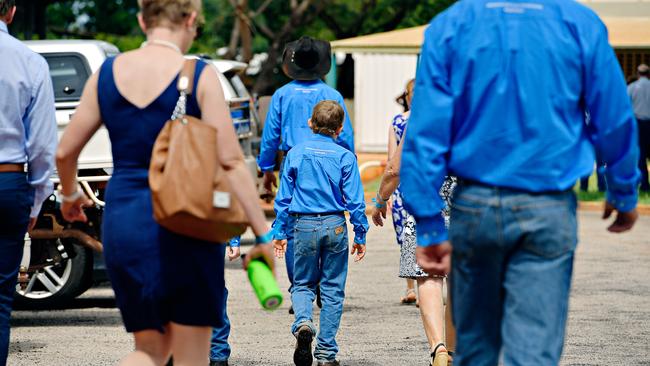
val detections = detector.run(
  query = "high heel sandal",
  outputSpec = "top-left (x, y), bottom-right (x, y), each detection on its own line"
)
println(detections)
top-left (429, 343), bottom-right (449, 366)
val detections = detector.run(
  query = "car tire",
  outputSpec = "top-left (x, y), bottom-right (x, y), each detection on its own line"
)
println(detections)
top-left (14, 240), bottom-right (94, 309)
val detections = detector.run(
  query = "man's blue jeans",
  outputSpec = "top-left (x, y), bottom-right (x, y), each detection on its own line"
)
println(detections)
top-left (290, 214), bottom-right (348, 362)
top-left (448, 183), bottom-right (578, 366)
top-left (0, 172), bottom-right (32, 365)
top-left (210, 245), bottom-right (230, 362)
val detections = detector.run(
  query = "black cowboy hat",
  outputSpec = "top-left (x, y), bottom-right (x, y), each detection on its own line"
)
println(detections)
top-left (282, 36), bottom-right (332, 81)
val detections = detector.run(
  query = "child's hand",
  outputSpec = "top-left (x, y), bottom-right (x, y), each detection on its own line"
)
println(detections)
top-left (273, 239), bottom-right (288, 258)
top-left (351, 243), bottom-right (366, 262)
top-left (227, 246), bottom-right (241, 261)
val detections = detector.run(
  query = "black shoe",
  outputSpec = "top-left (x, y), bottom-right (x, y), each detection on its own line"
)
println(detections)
top-left (210, 361), bottom-right (228, 366)
top-left (289, 305), bottom-right (295, 315)
top-left (293, 325), bottom-right (313, 366)
top-left (316, 284), bottom-right (322, 309)
top-left (317, 360), bottom-right (340, 366)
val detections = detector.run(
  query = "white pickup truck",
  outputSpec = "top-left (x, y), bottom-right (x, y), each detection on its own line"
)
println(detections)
top-left (15, 40), bottom-right (261, 308)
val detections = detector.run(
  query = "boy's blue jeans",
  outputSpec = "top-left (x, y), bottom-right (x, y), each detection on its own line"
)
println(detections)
top-left (449, 182), bottom-right (578, 366)
top-left (290, 213), bottom-right (349, 362)
top-left (210, 245), bottom-right (231, 362)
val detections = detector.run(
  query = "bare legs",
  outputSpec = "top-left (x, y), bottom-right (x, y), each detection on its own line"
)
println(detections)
top-left (417, 277), bottom-right (446, 353)
top-left (401, 278), bottom-right (417, 303)
top-left (118, 323), bottom-right (211, 366)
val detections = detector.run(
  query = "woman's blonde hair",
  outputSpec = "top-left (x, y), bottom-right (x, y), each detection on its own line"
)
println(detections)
top-left (138, 0), bottom-right (204, 29)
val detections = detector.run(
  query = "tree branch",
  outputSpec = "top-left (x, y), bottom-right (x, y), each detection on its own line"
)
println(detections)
top-left (250, 0), bottom-right (273, 17)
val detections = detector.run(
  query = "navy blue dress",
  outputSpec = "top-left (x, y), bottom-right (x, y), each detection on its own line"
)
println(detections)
top-left (98, 57), bottom-right (225, 332)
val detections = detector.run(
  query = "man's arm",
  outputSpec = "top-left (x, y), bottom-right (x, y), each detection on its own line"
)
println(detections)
top-left (25, 59), bottom-right (58, 218)
top-left (336, 94), bottom-right (355, 153)
top-left (272, 153), bottom-right (295, 240)
top-left (400, 22), bottom-right (454, 247)
top-left (341, 153), bottom-right (369, 244)
top-left (583, 19), bottom-right (640, 226)
top-left (257, 93), bottom-right (283, 172)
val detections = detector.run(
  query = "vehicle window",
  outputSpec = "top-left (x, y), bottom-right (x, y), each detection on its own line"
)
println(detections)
top-left (43, 54), bottom-right (90, 103)
top-left (228, 74), bottom-right (250, 98)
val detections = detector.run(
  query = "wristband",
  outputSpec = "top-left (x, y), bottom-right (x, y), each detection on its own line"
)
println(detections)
top-left (372, 197), bottom-right (386, 208)
top-left (255, 230), bottom-right (274, 244)
top-left (60, 189), bottom-right (83, 203)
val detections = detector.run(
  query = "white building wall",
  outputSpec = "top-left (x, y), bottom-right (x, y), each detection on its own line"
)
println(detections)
top-left (353, 53), bottom-right (418, 152)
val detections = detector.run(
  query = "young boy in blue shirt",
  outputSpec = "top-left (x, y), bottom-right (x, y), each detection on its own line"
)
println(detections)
top-left (272, 100), bottom-right (369, 366)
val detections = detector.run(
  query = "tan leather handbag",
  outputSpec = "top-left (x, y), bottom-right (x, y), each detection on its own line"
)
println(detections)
top-left (149, 59), bottom-right (248, 243)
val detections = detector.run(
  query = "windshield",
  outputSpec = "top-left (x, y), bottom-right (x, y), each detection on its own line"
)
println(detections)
top-left (43, 53), bottom-right (90, 103)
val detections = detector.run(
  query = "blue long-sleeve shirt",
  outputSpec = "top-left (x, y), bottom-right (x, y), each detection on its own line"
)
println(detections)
top-left (0, 22), bottom-right (57, 218)
top-left (273, 134), bottom-right (368, 244)
top-left (257, 80), bottom-right (355, 172)
top-left (401, 0), bottom-right (640, 246)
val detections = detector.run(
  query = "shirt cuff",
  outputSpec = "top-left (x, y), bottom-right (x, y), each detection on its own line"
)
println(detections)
top-left (273, 230), bottom-right (287, 241)
top-left (228, 237), bottom-right (241, 247)
top-left (414, 215), bottom-right (448, 247)
top-left (354, 234), bottom-right (366, 245)
top-left (30, 185), bottom-right (52, 218)
top-left (606, 190), bottom-right (638, 213)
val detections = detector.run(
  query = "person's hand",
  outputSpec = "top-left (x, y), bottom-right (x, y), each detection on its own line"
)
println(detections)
top-left (263, 171), bottom-right (277, 194)
top-left (273, 239), bottom-right (287, 258)
top-left (243, 242), bottom-right (275, 275)
top-left (603, 202), bottom-right (638, 233)
top-left (28, 217), bottom-right (37, 232)
top-left (371, 204), bottom-right (388, 227)
top-left (60, 194), bottom-right (93, 223)
top-left (351, 243), bottom-right (366, 262)
top-left (386, 198), bottom-right (393, 213)
top-left (416, 241), bottom-right (452, 276)
top-left (227, 246), bottom-right (241, 261)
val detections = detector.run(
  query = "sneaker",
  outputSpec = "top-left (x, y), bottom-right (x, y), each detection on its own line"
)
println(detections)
top-left (210, 361), bottom-right (228, 366)
top-left (293, 325), bottom-right (314, 366)
top-left (317, 360), bottom-right (340, 366)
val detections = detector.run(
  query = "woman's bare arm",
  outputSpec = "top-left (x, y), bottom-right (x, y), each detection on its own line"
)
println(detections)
top-left (378, 133), bottom-right (404, 200)
top-left (387, 125), bottom-right (398, 160)
top-left (197, 65), bottom-right (269, 237)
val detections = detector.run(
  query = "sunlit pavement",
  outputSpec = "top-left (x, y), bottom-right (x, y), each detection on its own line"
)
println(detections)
top-left (8, 211), bottom-right (650, 365)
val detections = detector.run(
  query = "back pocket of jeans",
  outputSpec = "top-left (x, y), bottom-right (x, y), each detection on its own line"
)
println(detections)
top-left (294, 225), bottom-right (318, 256)
top-left (512, 196), bottom-right (578, 258)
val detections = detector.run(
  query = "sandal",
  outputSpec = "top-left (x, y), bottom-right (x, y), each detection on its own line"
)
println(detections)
top-left (429, 343), bottom-right (449, 366)
top-left (400, 288), bottom-right (417, 304)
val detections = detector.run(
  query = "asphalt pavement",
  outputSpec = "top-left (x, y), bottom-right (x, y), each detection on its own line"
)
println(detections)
top-left (7, 211), bottom-right (650, 365)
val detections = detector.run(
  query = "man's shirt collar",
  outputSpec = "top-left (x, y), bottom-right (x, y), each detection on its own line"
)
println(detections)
top-left (0, 21), bottom-right (8, 33)
top-left (310, 133), bottom-right (336, 143)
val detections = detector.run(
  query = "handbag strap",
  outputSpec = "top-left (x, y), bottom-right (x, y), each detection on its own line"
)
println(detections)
top-left (171, 59), bottom-right (198, 121)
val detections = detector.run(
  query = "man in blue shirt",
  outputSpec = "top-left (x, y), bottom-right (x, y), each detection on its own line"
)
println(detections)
top-left (400, 1), bottom-right (640, 365)
top-left (259, 37), bottom-right (355, 296)
top-left (272, 101), bottom-right (367, 366)
top-left (628, 64), bottom-right (650, 191)
top-left (0, 1), bottom-right (57, 363)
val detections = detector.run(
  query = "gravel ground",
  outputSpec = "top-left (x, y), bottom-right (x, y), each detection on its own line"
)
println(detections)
top-left (7, 211), bottom-right (650, 366)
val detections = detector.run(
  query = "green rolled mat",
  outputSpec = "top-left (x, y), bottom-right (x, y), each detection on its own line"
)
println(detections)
top-left (247, 258), bottom-right (283, 310)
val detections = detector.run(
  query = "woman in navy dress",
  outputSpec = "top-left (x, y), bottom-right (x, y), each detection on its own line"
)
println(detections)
top-left (55, 1), bottom-right (273, 365)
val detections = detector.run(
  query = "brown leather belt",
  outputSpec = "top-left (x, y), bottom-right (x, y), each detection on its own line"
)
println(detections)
top-left (0, 163), bottom-right (26, 173)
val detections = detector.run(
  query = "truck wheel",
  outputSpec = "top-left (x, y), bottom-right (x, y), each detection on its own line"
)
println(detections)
top-left (14, 241), bottom-right (93, 309)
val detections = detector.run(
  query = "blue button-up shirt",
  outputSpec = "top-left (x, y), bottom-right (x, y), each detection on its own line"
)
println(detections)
top-left (628, 77), bottom-right (650, 120)
top-left (401, 0), bottom-right (640, 246)
top-left (273, 134), bottom-right (368, 244)
top-left (0, 22), bottom-right (57, 218)
top-left (257, 80), bottom-right (355, 172)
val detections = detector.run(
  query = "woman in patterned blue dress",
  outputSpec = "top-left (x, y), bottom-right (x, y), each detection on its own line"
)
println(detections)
top-left (371, 79), bottom-right (455, 366)
top-left (388, 81), bottom-right (417, 303)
